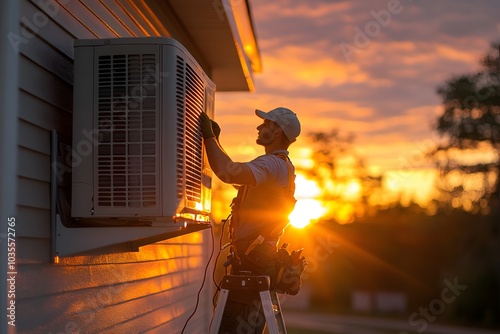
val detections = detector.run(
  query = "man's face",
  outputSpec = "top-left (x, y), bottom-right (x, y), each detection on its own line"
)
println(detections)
top-left (256, 119), bottom-right (281, 146)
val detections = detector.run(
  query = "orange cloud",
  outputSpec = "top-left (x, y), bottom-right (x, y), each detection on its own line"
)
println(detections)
top-left (253, 1), bottom-right (352, 20)
top-left (214, 91), bottom-right (444, 176)
top-left (258, 44), bottom-right (392, 90)
top-left (358, 40), bottom-right (487, 78)
top-left (435, 44), bottom-right (479, 63)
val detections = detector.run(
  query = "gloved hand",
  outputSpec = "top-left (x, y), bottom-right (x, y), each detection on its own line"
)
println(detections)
top-left (200, 113), bottom-right (221, 140)
top-left (200, 112), bottom-right (215, 139)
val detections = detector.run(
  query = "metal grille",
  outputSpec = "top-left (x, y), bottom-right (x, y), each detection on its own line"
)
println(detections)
top-left (96, 53), bottom-right (158, 208)
top-left (175, 56), bottom-right (204, 202)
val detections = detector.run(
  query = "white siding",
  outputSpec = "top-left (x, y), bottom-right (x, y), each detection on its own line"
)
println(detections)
top-left (18, 234), bottom-right (212, 333)
top-left (15, 0), bottom-right (212, 332)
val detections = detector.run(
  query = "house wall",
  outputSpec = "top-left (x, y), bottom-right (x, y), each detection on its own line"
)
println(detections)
top-left (13, 1), bottom-right (213, 332)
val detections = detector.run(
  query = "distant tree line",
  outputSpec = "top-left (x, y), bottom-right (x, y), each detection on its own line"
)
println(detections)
top-left (431, 42), bottom-right (500, 214)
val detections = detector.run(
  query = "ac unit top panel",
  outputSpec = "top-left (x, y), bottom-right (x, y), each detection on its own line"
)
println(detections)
top-left (74, 37), bottom-right (203, 76)
top-left (74, 37), bottom-right (181, 48)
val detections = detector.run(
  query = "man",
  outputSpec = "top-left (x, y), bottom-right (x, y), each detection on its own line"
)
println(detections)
top-left (200, 107), bottom-right (301, 333)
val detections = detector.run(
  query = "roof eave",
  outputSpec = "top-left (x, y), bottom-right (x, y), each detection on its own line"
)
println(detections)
top-left (145, 0), bottom-right (261, 92)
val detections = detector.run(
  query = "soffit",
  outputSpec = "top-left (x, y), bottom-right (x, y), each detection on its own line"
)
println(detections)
top-left (144, 0), bottom-right (260, 92)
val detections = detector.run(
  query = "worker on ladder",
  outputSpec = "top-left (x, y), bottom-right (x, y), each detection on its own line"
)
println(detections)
top-left (200, 107), bottom-right (305, 334)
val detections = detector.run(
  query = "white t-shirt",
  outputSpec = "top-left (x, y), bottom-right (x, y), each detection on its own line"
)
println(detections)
top-left (233, 150), bottom-right (295, 241)
top-left (245, 150), bottom-right (292, 187)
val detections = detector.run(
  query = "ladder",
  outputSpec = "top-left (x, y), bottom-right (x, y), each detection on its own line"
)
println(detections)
top-left (210, 275), bottom-right (287, 334)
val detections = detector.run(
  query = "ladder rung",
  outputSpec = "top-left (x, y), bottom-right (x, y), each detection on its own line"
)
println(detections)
top-left (220, 275), bottom-right (271, 292)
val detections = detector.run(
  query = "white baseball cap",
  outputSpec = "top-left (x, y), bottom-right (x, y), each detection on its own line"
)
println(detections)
top-left (255, 107), bottom-right (301, 142)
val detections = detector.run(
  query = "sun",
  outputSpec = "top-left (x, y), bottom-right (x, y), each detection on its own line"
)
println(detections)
top-left (289, 198), bottom-right (326, 228)
top-left (289, 174), bottom-right (327, 228)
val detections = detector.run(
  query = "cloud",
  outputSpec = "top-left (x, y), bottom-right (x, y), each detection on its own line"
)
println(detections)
top-left (253, 38), bottom-right (488, 122)
top-left (215, 93), bottom-right (437, 142)
top-left (253, 1), bottom-right (352, 21)
top-left (214, 89), bottom-right (444, 174)
top-left (257, 43), bottom-right (387, 91)
top-left (217, 0), bottom-right (500, 175)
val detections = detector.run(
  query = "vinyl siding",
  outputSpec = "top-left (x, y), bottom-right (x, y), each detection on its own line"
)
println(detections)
top-left (17, 235), bottom-right (212, 333)
top-left (15, 0), bottom-right (212, 332)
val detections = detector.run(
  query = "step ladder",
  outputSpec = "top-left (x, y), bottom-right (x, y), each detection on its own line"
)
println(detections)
top-left (210, 275), bottom-right (287, 334)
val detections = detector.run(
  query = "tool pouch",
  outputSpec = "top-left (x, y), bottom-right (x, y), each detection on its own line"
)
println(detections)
top-left (272, 245), bottom-right (307, 295)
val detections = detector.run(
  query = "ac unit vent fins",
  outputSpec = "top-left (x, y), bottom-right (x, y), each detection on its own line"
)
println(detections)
top-left (175, 56), bottom-right (185, 199)
top-left (96, 54), bottom-right (159, 208)
top-left (175, 56), bottom-right (204, 202)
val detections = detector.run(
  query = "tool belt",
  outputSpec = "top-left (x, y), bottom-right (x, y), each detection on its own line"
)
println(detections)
top-left (273, 244), bottom-right (307, 295)
top-left (230, 236), bottom-right (307, 295)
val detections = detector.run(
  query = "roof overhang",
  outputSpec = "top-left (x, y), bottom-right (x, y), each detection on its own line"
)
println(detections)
top-left (143, 0), bottom-right (261, 92)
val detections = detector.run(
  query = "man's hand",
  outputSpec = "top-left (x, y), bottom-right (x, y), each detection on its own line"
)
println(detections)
top-left (200, 112), bottom-right (215, 139)
top-left (200, 113), bottom-right (221, 140)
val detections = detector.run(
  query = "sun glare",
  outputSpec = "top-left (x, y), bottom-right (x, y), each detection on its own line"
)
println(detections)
top-left (289, 199), bottom-right (326, 228)
top-left (343, 180), bottom-right (361, 201)
top-left (289, 174), bottom-right (327, 228)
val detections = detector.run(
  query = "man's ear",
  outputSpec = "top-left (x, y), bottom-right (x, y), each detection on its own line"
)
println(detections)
top-left (274, 127), bottom-right (284, 139)
top-left (279, 129), bottom-right (293, 146)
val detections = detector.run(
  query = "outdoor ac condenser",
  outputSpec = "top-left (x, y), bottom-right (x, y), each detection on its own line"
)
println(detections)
top-left (71, 37), bottom-right (214, 224)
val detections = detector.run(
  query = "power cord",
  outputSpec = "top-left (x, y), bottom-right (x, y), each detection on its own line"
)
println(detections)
top-left (180, 224), bottom-right (215, 334)
top-left (211, 215), bottom-right (230, 307)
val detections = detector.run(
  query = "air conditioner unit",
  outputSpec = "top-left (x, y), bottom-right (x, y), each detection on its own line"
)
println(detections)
top-left (71, 37), bottom-right (214, 224)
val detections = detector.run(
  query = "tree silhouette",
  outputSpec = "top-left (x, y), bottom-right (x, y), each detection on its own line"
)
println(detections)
top-left (305, 129), bottom-right (382, 223)
top-left (433, 42), bottom-right (500, 313)
top-left (432, 42), bottom-right (500, 212)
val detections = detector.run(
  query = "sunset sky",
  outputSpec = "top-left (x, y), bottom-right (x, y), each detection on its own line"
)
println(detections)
top-left (212, 0), bottom-right (500, 217)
